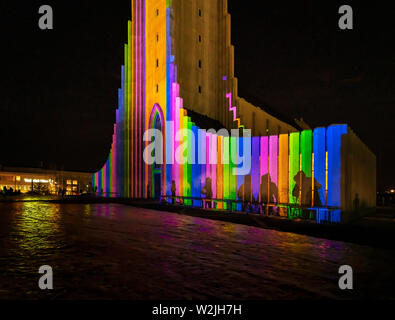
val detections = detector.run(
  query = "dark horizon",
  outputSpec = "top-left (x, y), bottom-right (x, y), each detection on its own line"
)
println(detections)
top-left (1, 0), bottom-right (394, 191)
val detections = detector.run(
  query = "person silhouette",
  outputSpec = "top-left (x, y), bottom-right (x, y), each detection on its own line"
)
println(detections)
top-left (353, 193), bottom-right (360, 211)
top-left (201, 177), bottom-right (213, 208)
top-left (237, 175), bottom-right (254, 212)
top-left (147, 184), bottom-right (151, 199)
top-left (260, 174), bottom-right (278, 204)
top-left (171, 180), bottom-right (176, 204)
top-left (312, 179), bottom-right (323, 207)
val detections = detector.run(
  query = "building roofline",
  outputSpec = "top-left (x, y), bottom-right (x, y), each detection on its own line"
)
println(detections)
top-left (0, 166), bottom-right (93, 176)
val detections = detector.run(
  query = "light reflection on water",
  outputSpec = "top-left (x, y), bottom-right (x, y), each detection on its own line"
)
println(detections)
top-left (0, 202), bottom-right (394, 300)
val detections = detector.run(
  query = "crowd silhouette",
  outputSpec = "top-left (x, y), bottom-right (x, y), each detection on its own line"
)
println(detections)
top-left (2, 186), bottom-right (21, 197)
top-left (167, 170), bottom-right (324, 214)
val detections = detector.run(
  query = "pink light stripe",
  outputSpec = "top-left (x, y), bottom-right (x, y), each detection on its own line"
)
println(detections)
top-left (269, 135), bottom-right (279, 186)
top-left (95, 173), bottom-right (99, 194)
top-left (112, 125), bottom-right (117, 195)
top-left (211, 134), bottom-right (217, 198)
top-left (138, 0), bottom-right (142, 198)
top-left (200, 130), bottom-right (206, 194)
top-left (174, 96), bottom-right (181, 196)
top-left (103, 163), bottom-right (107, 195)
top-left (133, 0), bottom-right (138, 198)
top-left (206, 133), bottom-right (211, 179)
top-left (260, 136), bottom-right (269, 178)
top-left (142, 0), bottom-right (147, 198)
top-left (171, 83), bottom-right (178, 182)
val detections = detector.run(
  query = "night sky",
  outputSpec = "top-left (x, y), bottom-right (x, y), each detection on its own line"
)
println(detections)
top-left (1, 1), bottom-right (394, 191)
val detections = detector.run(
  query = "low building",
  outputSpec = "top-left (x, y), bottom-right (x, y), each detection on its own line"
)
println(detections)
top-left (0, 167), bottom-right (93, 195)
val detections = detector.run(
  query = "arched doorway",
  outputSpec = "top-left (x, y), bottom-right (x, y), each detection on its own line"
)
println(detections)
top-left (149, 104), bottom-right (165, 200)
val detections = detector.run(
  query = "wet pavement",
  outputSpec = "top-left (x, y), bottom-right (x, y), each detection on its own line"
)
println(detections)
top-left (0, 201), bottom-right (394, 299)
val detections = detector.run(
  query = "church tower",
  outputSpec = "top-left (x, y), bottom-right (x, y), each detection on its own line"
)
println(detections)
top-left (93, 0), bottom-right (376, 217)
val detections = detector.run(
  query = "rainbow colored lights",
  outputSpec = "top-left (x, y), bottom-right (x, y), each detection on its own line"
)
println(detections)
top-left (93, 0), bottom-right (351, 223)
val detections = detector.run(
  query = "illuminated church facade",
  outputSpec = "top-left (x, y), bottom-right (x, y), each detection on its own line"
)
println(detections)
top-left (93, 0), bottom-right (376, 221)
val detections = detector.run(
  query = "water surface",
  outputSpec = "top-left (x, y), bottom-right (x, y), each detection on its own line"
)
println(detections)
top-left (0, 202), bottom-right (394, 299)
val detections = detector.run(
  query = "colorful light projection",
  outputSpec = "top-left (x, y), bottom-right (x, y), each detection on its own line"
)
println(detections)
top-left (327, 125), bottom-right (348, 207)
top-left (278, 134), bottom-right (289, 205)
top-left (93, 0), bottom-right (349, 220)
top-left (313, 128), bottom-right (326, 207)
top-left (226, 92), bottom-right (243, 129)
top-left (289, 132), bottom-right (300, 205)
top-left (300, 130), bottom-right (312, 205)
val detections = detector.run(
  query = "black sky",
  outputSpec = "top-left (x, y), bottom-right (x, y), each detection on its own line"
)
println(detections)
top-left (0, 1), bottom-right (394, 191)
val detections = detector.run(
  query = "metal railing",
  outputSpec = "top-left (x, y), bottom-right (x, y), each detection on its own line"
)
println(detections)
top-left (160, 194), bottom-right (342, 223)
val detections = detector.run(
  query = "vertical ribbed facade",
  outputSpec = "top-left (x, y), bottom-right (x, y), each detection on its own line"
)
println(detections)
top-left (93, 0), bottom-right (375, 223)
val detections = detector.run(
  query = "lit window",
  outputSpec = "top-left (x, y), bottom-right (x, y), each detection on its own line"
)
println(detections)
top-left (16, 176), bottom-right (21, 182)
top-left (67, 180), bottom-right (72, 185)
top-left (73, 180), bottom-right (78, 185)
